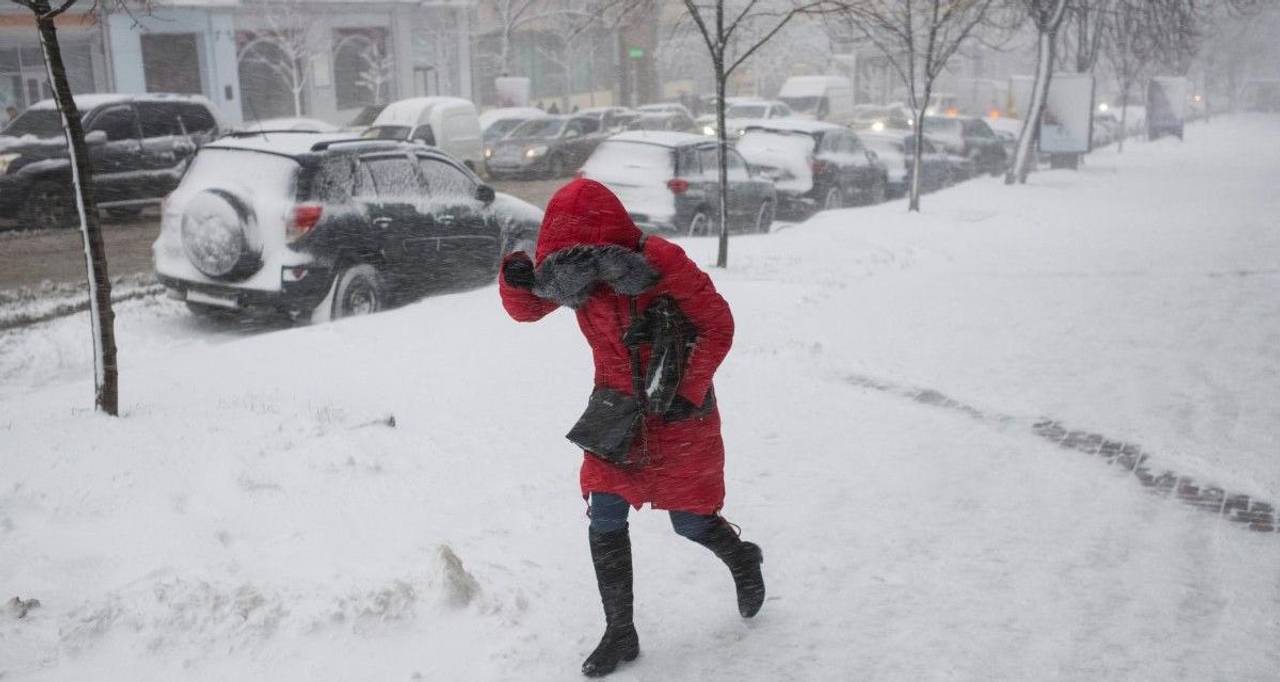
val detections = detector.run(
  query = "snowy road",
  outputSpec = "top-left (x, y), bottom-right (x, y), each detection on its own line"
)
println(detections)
top-left (1, 116), bottom-right (1278, 681)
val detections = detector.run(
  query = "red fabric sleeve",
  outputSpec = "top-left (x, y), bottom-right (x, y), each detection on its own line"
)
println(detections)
top-left (649, 240), bottom-right (734, 405)
top-left (498, 252), bottom-right (559, 322)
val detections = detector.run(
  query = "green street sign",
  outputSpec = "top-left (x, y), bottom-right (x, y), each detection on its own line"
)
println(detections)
top-left (628, 47), bottom-right (645, 59)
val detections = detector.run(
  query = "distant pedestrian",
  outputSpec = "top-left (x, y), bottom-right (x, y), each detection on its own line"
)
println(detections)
top-left (499, 179), bottom-right (765, 678)
top-left (4, 106), bottom-right (16, 125)
top-left (548, 101), bottom-right (561, 114)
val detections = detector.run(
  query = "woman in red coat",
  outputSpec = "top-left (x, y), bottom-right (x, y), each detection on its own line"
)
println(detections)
top-left (499, 178), bottom-right (765, 677)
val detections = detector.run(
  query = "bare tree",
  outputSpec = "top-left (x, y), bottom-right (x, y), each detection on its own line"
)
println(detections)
top-left (6, 0), bottom-right (143, 415)
top-left (832, 0), bottom-right (999, 212)
top-left (1005, 0), bottom-right (1072, 185)
top-left (237, 0), bottom-right (322, 117)
top-left (679, 0), bottom-right (833, 267)
top-left (351, 38), bottom-right (395, 106)
top-left (1059, 0), bottom-right (1107, 73)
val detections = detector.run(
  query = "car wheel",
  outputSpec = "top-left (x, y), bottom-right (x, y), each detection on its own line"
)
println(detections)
top-left (181, 189), bottom-right (260, 280)
top-left (686, 209), bottom-right (712, 237)
top-left (754, 201), bottom-right (774, 234)
top-left (823, 186), bottom-right (844, 211)
top-left (332, 263), bottom-right (387, 319)
top-left (23, 180), bottom-right (73, 231)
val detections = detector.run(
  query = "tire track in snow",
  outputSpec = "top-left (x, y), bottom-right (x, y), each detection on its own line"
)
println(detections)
top-left (844, 373), bottom-right (1278, 535)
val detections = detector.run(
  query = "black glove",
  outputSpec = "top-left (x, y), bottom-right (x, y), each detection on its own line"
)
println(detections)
top-left (662, 395), bottom-right (700, 422)
top-left (503, 253), bottom-right (535, 289)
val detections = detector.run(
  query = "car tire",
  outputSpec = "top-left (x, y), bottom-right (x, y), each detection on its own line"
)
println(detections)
top-left (181, 189), bottom-right (260, 280)
top-left (331, 263), bottom-right (386, 319)
top-left (686, 209), bottom-right (713, 237)
top-left (23, 179), bottom-right (73, 231)
top-left (754, 201), bottom-right (774, 234)
top-left (823, 186), bottom-right (844, 211)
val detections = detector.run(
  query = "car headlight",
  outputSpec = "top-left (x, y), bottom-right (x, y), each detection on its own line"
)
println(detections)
top-left (525, 145), bottom-right (548, 159)
top-left (0, 153), bottom-right (20, 175)
top-left (702, 125), bottom-right (716, 136)
top-left (871, 121), bottom-right (885, 132)
top-left (484, 147), bottom-right (493, 159)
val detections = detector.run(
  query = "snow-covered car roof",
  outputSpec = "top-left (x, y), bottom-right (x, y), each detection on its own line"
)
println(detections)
top-left (606, 130), bottom-right (709, 147)
top-left (242, 117), bottom-right (340, 133)
top-left (739, 119), bottom-right (844, 135)
top-left (373, 97), bottom-right (474, 127)
top-left (204, 132), bottom-right (364, 157)
top-left (28, 93), bottom-right (216, 111)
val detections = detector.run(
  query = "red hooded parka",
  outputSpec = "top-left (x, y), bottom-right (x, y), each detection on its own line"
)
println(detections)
top-left (499, 179), bottom-right (734, 515)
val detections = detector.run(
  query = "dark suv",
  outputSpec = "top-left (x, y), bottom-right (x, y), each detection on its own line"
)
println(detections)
top-left (0, 94), bottom-right (224, 230)
top-left (154, 133), bottom-right (541, 320)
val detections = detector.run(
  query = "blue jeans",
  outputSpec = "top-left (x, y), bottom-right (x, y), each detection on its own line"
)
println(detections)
top-left (588, 492), bottom-right (715, 539)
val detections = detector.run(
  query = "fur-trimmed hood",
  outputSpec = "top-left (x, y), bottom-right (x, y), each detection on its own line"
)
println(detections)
top-left (532, 244), bottom-right (658, 309)
top-left (533, 178), bottom-right (644, 263)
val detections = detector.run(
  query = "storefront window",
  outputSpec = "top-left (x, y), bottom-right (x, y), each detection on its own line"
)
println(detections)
top-left (333, 28), bottom-right (392, 110)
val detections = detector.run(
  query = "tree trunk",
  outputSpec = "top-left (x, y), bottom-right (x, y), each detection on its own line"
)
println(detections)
top-left (1117, 79), bottom-right (1130, 153)
top-left (714, 60), bottom-right (729, 268)
top-left (1007, 29), bottom-right (1055, 185)
top-left (908, 97), bottom-right (928, 212)
top-left (35, 9), bottom-right (118, 415)
top-left (292, 86), bottom-right (303, 117)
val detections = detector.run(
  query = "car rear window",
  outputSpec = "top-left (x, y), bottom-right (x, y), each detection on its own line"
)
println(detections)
top-left (181, 148), bottom-right (299, 198)
top-left (738, 129), bottom-right (817, 157)
top-left (581, 141), bottom-right (673, 183)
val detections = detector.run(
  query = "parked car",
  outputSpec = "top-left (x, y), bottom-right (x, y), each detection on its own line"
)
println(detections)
top-left (576, 106), bottom-right (638, 133)
top-left (0, 93), bottom-right (224, 230)
top-left (777, 75), bottom-right (855, 123)
top-left (697, 99), bottom-right (794, 137)
top-left (737, 120), bottom-right (888, 216)
top-left (859, 131), bottom-right (952, 198)
top-left (922, 116), bottom-right (1007, 176)
top-left (485, 115), bottom-right (605, 179)
top-left (360, 97), bottom-right (484, 174)
top-left (625, 112), bottom-right (697, 133)
top-left (636, 102), bottom-right (694, 118)
top-left (479, 106), bottom-right (546, 145)
top-left (850, 104), bottom-right (912, 132)
top-left (578, 131), bottom-right (776, 237)
top-left (154, 133), bottom-right (541, 320)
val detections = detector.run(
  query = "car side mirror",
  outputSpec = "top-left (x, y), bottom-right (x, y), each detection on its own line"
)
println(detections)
top-left (86, 130), bottom-right (108, 145)
top-left (475, 184), bottom-right (496, 204)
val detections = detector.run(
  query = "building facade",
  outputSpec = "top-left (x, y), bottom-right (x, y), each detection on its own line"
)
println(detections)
top-left (1, 0), bottom-right (475, 126)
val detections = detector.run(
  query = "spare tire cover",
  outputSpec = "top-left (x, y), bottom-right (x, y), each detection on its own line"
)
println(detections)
top-left (181, 189), bottom-right (259, 279)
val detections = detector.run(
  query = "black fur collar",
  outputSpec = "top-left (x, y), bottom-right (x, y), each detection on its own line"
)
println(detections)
top-left (533, 244), bottom-right (658, 309)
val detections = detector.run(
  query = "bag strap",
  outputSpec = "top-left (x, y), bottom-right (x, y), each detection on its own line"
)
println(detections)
top-left (630, 233), bottom-right (651, 402)
top-left (628, 296), bottom-right (645, 401)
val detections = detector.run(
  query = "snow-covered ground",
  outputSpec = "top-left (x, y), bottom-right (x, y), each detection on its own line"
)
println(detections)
top-left (2, 116), bottom-right (1278, 681)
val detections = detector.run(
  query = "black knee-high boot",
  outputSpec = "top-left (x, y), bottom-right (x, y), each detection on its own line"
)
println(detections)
top-left (582, 526), bottom-right (640, 677)
top-left (690, 518), bottom-right (766, 618)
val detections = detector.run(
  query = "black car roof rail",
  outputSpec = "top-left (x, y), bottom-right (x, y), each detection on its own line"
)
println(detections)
top-left (309, 138), bottom-right (405, 152)
top-left (220, 129), bottom-right (327, 138)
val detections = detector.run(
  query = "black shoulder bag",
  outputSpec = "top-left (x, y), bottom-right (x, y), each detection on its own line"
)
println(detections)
top-left (565, 296), bottom-right (647, 467)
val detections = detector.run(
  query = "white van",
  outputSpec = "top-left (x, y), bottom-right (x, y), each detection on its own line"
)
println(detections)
top-left (777, 76), bottom-right (854, 124)
top-left (362, 97), bottom-right (484, 172)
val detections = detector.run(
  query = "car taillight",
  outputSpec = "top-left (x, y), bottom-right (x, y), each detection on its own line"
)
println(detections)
top-left (287, 203), bottom-right (323, 241)
top-left (810, 159), bottom-right (827, 176)
top-left (666, 178), bottom-right (689, 194)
